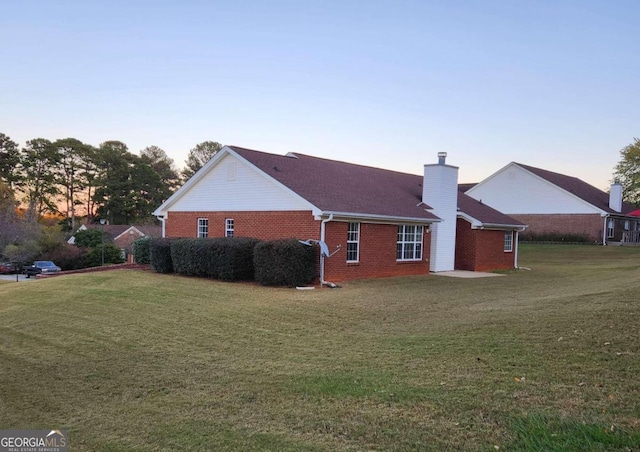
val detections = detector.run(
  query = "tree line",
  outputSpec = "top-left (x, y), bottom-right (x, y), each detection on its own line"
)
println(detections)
top-left (0, 132), bottom-right (222, 229)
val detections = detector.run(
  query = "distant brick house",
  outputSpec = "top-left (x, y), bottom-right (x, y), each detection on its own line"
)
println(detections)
top-left (464, 162), bottom-right (639, 244)
top-left (69, 224), bottom-right (161, 261)
top-left (153, 146), bottom-right (525, 282)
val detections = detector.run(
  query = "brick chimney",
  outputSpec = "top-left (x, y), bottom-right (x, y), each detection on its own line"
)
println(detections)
top-left (609, 182), bottom-right (623, 212)
top-left (422, 152), bottom-right (458, 272)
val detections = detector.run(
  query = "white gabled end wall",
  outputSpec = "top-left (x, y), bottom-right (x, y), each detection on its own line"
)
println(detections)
top-left (423, 161), bottom-right (459, 272)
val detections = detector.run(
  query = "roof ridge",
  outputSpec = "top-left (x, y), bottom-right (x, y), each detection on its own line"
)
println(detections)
top-left (229, 145), bottom-right (423, 178)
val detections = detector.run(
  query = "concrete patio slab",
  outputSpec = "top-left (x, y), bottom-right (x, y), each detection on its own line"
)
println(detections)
top-left (433, 270), bottom-right (504, 278)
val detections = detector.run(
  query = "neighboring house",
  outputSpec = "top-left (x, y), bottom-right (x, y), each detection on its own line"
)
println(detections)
top-left (153, 146), bottom-right (525, 282)
top-left (464, 162), bottom-right (639, 244)
top-left (68, 224), bottom-right (162, 260)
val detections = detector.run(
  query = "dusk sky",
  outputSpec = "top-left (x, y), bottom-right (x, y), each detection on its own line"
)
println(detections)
top-left (1, 0), bottom-right (638, 189)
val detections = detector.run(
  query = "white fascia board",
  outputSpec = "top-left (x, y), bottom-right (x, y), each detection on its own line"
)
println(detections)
top-left (457, 212), bottom-right (482, 228)
top-left (153, 146), bottom-right (234, 216)
top-left (320, 211), bottom-right (441, 224)
top-left (474, 223), bottom-right (528, 231)
top-left (465, 162), bottom-right (515, 196)
top-left (226, 148), bottom-right (321, 215)
top-left (457, 212), bottom-right (526, 231)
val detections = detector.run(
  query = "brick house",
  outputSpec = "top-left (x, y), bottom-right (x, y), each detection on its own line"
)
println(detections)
top-left (464, 162), bottom-right (639, 244)
top-left (153, 146), bottom-right (525, 282)
top-left (69, 224), bottom-right (162, 261)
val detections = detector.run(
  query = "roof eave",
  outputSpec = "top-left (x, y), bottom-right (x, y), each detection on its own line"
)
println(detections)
top-left (319, 211), bottom-right (441, 224)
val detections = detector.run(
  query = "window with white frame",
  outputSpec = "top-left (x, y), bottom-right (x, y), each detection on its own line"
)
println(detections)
top-left (197, 218), bottom-right (208, 238)
top-left (396, 225), bottom-right (423, 261)
top-left (225, 218), bottom-right (234, 237)
top-left (607, 218), bottom-right (614, 238)
top-left (346, 222), bottom-right (360, 262)
top-left (624, 220), bottom-right (630, 231)
top-left (504, 231), bottom-right (513, 252)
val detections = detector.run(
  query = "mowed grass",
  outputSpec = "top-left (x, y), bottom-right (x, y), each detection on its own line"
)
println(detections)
top-left (1, 244), bottom-right (639, 451)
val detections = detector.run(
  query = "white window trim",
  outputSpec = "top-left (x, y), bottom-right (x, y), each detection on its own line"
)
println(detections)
top-left (396, 225), bottom-right (423, 261)
top-left (225, 218), bottom-right (234, 238)
top-left (504, 231), bottom-right (513, 252)
top-left (346, 222), bottom-right (360, 263)
top-left (197, 218), bottom-right (208, 238)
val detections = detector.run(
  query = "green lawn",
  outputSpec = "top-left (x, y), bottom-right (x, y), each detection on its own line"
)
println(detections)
top-left (1, 244), bottom-right (639, 451)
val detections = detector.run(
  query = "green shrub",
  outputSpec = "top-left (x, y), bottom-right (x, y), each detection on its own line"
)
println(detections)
top-left (170, 238), bottom-right (210, 277)
top-left (150, 238), bottom-right (174, 273)
top-left (39, 244), bottom-right (86, 270)
top-left (132, 237), bottom-right (151, 264)
top-left (253, 239), bottom-right (317, 287)
top-left (215, 237), bottom-right (261, 281)
top-left (74, 228), bottom-right (107, 248)
top-left (82, 244), bottom-right (125, 268)
top-left (519, 232), bottom-right (592, 243)
top-left (170, 237), bottom-right (261, 281)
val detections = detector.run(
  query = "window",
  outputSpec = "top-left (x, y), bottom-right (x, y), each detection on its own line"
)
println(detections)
top-left (607, 219), bottom-right (614, 238)
top-left (504, 231), bottom-right (513, 252)
top-left (225, 218), bottom-right (234, 237)
top-left (346, 222), bottom-right (360, 262)
top-left (197, 218), bottom-right (208, 238)
top-left (624, 220), bottom-right (630, 231)
top-left (396, 225), bottom-right (423, 261)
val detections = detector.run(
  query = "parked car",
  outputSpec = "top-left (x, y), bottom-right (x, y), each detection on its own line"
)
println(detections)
top-left (24, 261), bottom-right (62, 278)
top-left (0, 262), bottom-right (15, 274)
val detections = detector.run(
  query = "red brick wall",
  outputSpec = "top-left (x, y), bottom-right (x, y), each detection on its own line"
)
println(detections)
top-left (455, 218), bottom-right (516, 272)
top-left (114, 231), bottom-right (145, 252)
top-left (474, 229), bottom-right (515, 272)
top-left (324, 222), bottom-right (430, 281)
top-left (166, 212), bottom-right (431, 281)
top-left (455, 218), bottom-right (477, 271)
top-left (166, 211), bottom-right (321, 241)
top-left (513, 214), bottom-right (603, 242)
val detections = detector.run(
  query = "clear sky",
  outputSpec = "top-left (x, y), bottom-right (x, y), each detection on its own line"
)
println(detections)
top-left (1, 0), bottom-right (638, 190)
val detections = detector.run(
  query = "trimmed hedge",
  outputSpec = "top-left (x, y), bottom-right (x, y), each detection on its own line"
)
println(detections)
top-left (215, 237), bottom-right (261, 281)
top-left (254, 239), bottom-right (318, 287)
top-left (150, 238), bottom-right (174, 273)
top-left (171, 238), bottom-right (206, 277)
top-left (170, 237), bottom-right (261, 281)
top-left (132, 237), bottom-right (151, 264)
top-left (519, 232), bottom-right (592, 243)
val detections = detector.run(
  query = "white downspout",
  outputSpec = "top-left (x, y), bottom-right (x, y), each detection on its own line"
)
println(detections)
top-left (319, 214), bottom-right (334, 287)
top-left (514, 230), bottom-right (520, 269)
top-left (602, 215), bottom-right (608, 246)
top-left (158, 216), bottom-right (166, 238)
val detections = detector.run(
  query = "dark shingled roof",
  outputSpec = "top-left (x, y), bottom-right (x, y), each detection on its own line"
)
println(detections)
top-left (516, 163), bottom-right (636, 215)
top-left (230, 146), bottom-right (437, 220)
top-left (458, 182), bottom-right (477, 192)
top-left (229, 146), bottom-right (523, 227)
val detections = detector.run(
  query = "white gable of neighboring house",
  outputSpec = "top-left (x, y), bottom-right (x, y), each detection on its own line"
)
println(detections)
top-left (67, 224), bottom-right (88, 244)
top-left (156, 151), bottom-right (315, 215)
top-left (466, 163), bottom-right (604, 215)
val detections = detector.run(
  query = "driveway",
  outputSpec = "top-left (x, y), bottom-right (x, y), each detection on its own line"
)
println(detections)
top-left (0, 274), bottom-right (37, 282)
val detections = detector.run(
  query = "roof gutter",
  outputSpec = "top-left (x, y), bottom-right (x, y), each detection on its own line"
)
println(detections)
top-left (477, 223), bottom-right (528, 231)
top-left (319, 211), bottom-right (441, 224)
